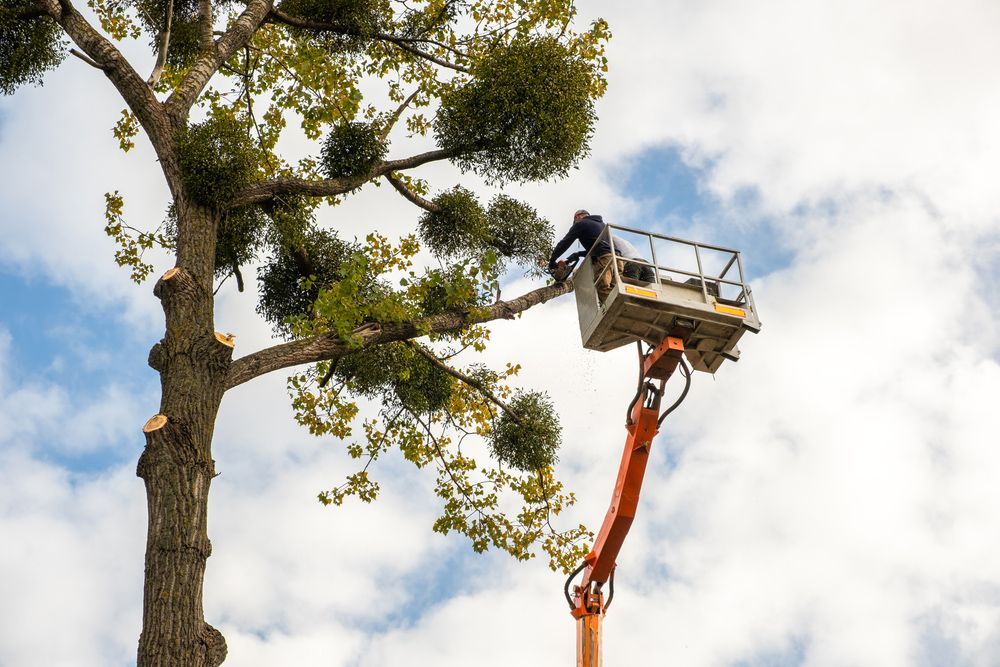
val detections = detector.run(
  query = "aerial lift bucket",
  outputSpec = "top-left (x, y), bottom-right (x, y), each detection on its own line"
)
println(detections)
top-left (571, 224), bottom-right (761, 371)
top-left (556, 225), bottom-right (761, 665)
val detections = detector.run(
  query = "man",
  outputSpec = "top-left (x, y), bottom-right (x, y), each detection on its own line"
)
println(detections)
top-left (548, 210), bottom-right (622, 291)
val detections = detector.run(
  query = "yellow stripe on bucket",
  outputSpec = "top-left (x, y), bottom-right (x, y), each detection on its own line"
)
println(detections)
top-left (624, 285), bottom-right (658, 299)
top-left (714, 304), bottom-right (746, 317)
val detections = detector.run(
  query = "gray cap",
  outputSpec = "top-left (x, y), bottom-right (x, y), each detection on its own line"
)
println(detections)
top-left (574, 209), bottom-right (589, 219)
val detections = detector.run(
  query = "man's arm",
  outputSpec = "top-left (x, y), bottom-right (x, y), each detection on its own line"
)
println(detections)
top-left (548, 222), bottom-right (582, 269)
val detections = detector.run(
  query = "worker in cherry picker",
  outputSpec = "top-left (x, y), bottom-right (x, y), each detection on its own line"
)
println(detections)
top-left (548, 210), bottom-right (655, 288)
top-left (548, 209), bottom-right (621, 291)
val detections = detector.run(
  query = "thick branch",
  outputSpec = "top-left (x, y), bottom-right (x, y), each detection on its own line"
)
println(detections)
top-left (225, 280), bottom-right (574, 390)
top-left (267, 8), bottom-right (470, 73)
top-left (385, 172), bottom-right (440, 213)
top-left (165, 0), bottom-right (273, 119)
top-left (40, 0), bottom-right (177, 185)
top-left (228, 148), bottom-right (454, 209)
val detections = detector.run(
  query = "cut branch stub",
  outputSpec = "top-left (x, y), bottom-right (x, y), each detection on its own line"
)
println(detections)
top-left (143, 414), bottom-right (169, 433)
top-left (148, 340), bottom-right (167, 372)
top-left (153, 265), bottom-right (214, 334)
top-left (214, 332), bottom-right (235, 348)
top-left (153, 266), bottom-right (198, 300)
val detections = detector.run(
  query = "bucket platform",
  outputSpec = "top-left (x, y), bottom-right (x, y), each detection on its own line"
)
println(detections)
top-left (572, 225), bottom-right (761, 373)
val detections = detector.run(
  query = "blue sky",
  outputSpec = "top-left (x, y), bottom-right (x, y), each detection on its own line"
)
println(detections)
top-left (0, 272), bottom-right (155, 470)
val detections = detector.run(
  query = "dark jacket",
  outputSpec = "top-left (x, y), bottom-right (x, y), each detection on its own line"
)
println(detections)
top-left (548, 215), bottom-right (611, 269)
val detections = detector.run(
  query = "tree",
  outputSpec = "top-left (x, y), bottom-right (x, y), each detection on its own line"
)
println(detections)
top-left (1, 0), bottom-right (609, 663)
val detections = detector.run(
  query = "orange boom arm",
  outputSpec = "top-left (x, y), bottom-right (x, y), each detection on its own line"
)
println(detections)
top-left (566, 336), bottom-right (689, 665)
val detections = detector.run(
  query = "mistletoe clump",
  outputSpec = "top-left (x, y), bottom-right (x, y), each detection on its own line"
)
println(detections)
top-left (416, 261), bottom-right (494, 317)
top-left (277, 0), bottom-right (387, 34)
top-left (488, 390), bottom-right (562, 471)
top-left (336, 342), bottom-right (455, 414)
top-left (215, 206), bottom-right (269, 276)
top-left (257, 229), bottom-right (361, 336)
top-left (320, 121), bottom-right (388, 179)
top-left (177, 115), bottom-right (261, 209)
top-left (436, 36), bottom-right (596, 183)
top-left (419, 189), bottom-right (553, 272)
top-left (418, 186), bottom-right (488, 259)
top-left (131, 0), bottom-right (209, 69)
top-left (485, 195), bottom-right (554, 268)
top-left (163, 17), bottom-right (202, 70)
top-left (0, 1), bottom-right (65, 95)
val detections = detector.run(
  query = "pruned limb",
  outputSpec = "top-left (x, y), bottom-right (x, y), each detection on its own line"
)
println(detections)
top-left (228, 149), bottom-right (455, 209)
top-left (214, 332), bottom-right (235, 348)
top-left (225, 280), bottom-right (574, 390)
top-left (143, 414), bottom-right (169, 432)
top-left (267, 8), bottom-right (470, 73)
top-left (147, 0), bottom-right (174, 87)
top-left (385, 172), bottom-right (440, 213)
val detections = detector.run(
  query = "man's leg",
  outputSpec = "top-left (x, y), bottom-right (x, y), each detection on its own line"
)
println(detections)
top-left (593, 254), bottom-right (613, 292)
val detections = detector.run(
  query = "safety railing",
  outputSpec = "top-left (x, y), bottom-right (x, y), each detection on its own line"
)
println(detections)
top-left (579, 223), bottom-right (756, 311)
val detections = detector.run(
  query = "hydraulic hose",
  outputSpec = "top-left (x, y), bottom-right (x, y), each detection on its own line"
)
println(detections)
top-left (564, 561), bottom-right (588, 610)
top-left (657, 358), bottom-right (692, 427)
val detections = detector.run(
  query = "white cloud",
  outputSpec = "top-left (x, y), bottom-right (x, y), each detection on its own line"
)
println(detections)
top-left (0, 448), bottom-right (145, 666)
top-left (585, 0), bottom-right (1000, 230)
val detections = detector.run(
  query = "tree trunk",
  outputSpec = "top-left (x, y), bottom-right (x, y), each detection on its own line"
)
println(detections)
top-left (137, 204), bottom-right (230, 666)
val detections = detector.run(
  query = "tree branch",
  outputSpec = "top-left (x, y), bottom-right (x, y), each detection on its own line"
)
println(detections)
top-left (39, 0), bottom-right (178, 186)
top-left (198, 0), bottom-right (213, 52)
top-left (225, 279), bottom-right (574, 390)
top-left (70, 47), bottom-right (106, 69)
top-left (387, 38), bottom-right (469, 73)
top-left (267, 7), bottom-right (470, 73)
top-left (408, 409), bottom-right (490, 523)
top-left (404, 341), bottom-right (522, 424)
top-left (380, 88), bottom-right (420, 141)
top-left (165, 0), bottom-right (273, 119)
top-left (146, 0), bottom-right (174, 87)
top-left (227, 148), bottom-right (455, 209)
top-left (385, 172), bottom-right (440, 213)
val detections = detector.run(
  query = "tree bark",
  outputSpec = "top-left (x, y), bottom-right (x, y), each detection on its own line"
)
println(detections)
top-left (137, 206), bottom-right (230, 666)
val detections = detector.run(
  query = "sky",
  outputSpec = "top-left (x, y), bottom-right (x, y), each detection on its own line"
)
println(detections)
top-left (2, 0), bottom-right (1000, 665)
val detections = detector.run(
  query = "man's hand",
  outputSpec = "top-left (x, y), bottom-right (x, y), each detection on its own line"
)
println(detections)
top-left (551, 259), bottom-right (571, 282)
